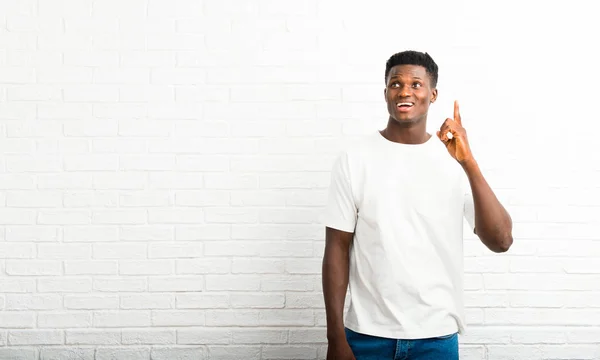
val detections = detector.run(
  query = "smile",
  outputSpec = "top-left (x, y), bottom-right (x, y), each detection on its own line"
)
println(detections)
top-left (396, 102), bottom-right (414, 112)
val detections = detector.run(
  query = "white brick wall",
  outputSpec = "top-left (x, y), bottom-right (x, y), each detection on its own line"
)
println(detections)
top-left (0, 0), bottom-right (599, 359)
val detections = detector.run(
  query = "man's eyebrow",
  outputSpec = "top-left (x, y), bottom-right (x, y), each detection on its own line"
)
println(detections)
top-left (389, 75), bottom-right (423, 80)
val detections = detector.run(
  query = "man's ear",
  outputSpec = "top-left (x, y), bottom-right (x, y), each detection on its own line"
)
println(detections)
top-left (431, 88), bottom-right (438, 103)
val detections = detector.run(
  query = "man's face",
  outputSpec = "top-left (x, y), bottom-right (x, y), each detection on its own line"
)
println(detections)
top-left (384, 64), bottom-right (437, 125)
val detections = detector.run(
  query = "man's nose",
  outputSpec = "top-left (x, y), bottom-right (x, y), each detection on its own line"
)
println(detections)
top-left (399, 84), bottom-right (412, 97)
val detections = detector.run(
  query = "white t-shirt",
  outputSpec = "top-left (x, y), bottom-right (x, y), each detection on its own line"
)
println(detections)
top-left (323, 131), bottom-right (476, 339)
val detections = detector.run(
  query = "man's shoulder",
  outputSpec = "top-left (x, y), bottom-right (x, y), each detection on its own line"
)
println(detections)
top-left (335, 132), bottom-right (380, 160)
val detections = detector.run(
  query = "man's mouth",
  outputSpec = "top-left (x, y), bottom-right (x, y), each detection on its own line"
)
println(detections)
top-left (396, 102), bottom-right (414, 112)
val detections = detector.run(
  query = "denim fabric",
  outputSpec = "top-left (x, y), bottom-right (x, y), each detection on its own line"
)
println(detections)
top-left (345, 328), bottom-right (459, 360)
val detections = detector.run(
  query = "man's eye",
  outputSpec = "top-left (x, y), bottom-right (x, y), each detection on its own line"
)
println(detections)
top-left (392, 83), bottom-right (400, 88)
top-left (413, 83), bottom-right (422, 88)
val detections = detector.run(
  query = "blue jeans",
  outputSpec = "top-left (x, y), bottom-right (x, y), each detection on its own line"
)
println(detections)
top-left (345, 328), bottom-right (459, 360)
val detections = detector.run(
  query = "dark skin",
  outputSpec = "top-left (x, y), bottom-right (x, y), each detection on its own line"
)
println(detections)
top-left (323, 64), bottom-right (513, 359)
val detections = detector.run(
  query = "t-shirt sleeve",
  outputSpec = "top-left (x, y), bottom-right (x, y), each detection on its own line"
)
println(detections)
top-left (464, 191), bottom-right (476, 233)
top-left (323, 151), bottom-right (357, 233)
top-left (462, 171), bottom-right (476, 232)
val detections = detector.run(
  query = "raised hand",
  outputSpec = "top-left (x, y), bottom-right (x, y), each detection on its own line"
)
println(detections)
top-left (437, 100), bottom-right (474, 165)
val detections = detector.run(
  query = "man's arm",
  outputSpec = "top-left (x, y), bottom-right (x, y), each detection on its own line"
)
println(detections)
top-left (437, 100), bottom-right (513, 253)
top-left (462, 159), bottom-right (513, 253)
top-left (322, 226), bottom-right (353, 342)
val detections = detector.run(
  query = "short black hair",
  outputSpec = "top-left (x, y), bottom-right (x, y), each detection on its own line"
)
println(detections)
top-left (385, 50), bottom-right (438, 87)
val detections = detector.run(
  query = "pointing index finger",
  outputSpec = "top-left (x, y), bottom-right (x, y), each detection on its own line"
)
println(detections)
top-left (454, 100), bottom-right (461, 125)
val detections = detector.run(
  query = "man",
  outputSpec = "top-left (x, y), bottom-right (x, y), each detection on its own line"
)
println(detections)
top-left (321, 50), bottom-right (513, 359)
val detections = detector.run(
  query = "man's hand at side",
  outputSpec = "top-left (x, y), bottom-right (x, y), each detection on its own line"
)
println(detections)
top-left (322, 226), bottom-right (355, 360)
top-left (326, 338), bottom-right (356, 360)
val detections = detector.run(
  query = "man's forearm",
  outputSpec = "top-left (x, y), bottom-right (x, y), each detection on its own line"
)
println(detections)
top-left (322, 237), bottom-right (351, 341)
top-left (462, 159), bottom-right (513, 252)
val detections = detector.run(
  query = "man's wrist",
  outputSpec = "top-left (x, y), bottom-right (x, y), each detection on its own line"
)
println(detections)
top-left (460, 157), bottom-right (478, 171)
top-left (327, 328), bottom-right (347, 343)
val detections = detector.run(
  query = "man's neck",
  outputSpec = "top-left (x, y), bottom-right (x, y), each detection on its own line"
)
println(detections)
top-left (381, 120), bottom-right (430, 145)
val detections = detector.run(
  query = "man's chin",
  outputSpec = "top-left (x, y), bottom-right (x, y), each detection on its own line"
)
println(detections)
top-left (390, 115), bottom-right (421, 126)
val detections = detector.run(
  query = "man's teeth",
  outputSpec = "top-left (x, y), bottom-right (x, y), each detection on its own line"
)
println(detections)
top-left (397, 103), bottom-right (413, 106)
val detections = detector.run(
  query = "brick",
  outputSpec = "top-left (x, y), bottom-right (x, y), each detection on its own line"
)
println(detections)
top-left (148, 209), bottom-right (205, 224)
top-left (122, 329), bottom-right (175, 345)
top-left (92, 173), bottom-right (146, 189)
top-left (64, 155), bottom-right (118, 171)
top-left (5, 226), bottom-right (59, 242)
top-left (176, 258), bottom-right (230, 274)
top-left (206, 347), bottom-right (260, 360)
top-left (92, 210), bottom-right (147, 224)
top-left (63, 227), bottom-right (118, 242)
top-left (175, 155), bottom-right (229, 172)
top-left (0, 348), bottom-right (37, 360)
top-left (40, 347), bottom-right (95, 360)
top-left (178, 328), bottom-right (230, 345)
top-left (150, 347), bottom-right (207, 360)
top-left (0, 209), bottom-right (36, 224)
top-left (93, 67), bottom-right (149, 84)
top-left (64, 85), bottom-right (119, 102)
top-left (258, 310), bottom-right (314, 326)
top-left (232, 259), bottom-right (284, 274)
top-left (0, 312), bottom-right (36, 328)
top-left (230, 293), bottom-right (285, 309)
top-left (152, 311), bottom-right (205, 327)
top-left (93, 311), bottom-right (151, 327)
top-left (262, 346), bottom-right (318, 360)
top-left (95, 348), bottom-right (151, 360)
top-left (120, 260), bottom-right (174, 276)
top-left (149, 243), bottom-right (204, 259)
top-left (38, 312), bottom-right (91, 329)
top-left (7, 85), bottom-right (61, 101)
top-left (149, 277), bottom-right (203, 292)
top-left (38, 278), bottom-right (92, 293)
top-left (151, 68), bottom-right (206, 84)
top-left (37, 210), bottom-right (91, 225)
top-left (230, 190), bottom-right (286, 207)
top-left (175, 293), bottom-right (229, 309)
top-left (232, 329), bottom-right (287, 344)
top-left (65, 261), bottom-right (117, 275)
top-left (175, 191), bottom-right (229, 206)
top-left (8, 330), bottom-right (63, 345)
top-left (118, 120), bottom-right (173, 137)
top-left (64, 295), bottom-right (118, 310)
top-left (120, 85), bottom-right (175, 102)
top-left (175, 86), bottom-right (228, 102)
top-left (64, 51), bottom-right (119, 66)
top-left (204, 208), bottom-right (258, 224)
top-left (285, 259), bottom-right (321, 274)
top-left (205, 311), bottom-right (259, 327)
top-left (5, 261), bottom-right (61, 276)
top-left (286, 293), bottom-right (324, 309)
top-left (147, 173), bottom-right (204, 189)
top-left (121, 294), bottom-right (173, 310)
top-left (0, 279), bottom-right (36, 293)
top-left (93, 243), bottom-right (146, 259)
top-left (231, 225), bottom-right (322, 240)
top-left (37, 244), bottom-right (92, 260)
top-left (63, 192), bottom-right (119, 208)
top-left (289, 328), bottom-right (326, 343)
top-left (37, 173), bottom-right (93, 189)
top-left (93, 278), bottom-right (147, 292)
top-left (261, 275), bottom-right (315, 292)
top-left (37, 67), bottom-right (92, 83)
top-left (206, 275), bottom-right (260, 291)
top-left (509, 327), bottom-right (566, 344)
top-left (0, 242), bottom-right (35, 259)
top-left (120, 226), bottom-right (174, 241)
